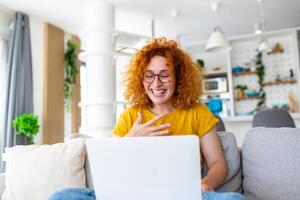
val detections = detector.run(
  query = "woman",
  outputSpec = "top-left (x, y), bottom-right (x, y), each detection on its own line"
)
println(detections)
top-left (49, 38), bottom-right (246, 200)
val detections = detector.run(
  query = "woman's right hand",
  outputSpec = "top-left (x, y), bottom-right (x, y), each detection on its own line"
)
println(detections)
top-left (126, 112), bottom-right (171, 137)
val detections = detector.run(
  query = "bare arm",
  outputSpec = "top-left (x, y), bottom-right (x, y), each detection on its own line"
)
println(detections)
top-left (200, 126), bottom-right (228, 192)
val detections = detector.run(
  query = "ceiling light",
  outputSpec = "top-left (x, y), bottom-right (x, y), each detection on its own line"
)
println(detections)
top-left (258, 37), bottom-right (268, 52)
top-left (206, 27), bottom-right (230, 52)
top-left (170, 9), bottom-right (180, 18)
top-left (258, 40), bottom-right (268, 52)
top-left (206, 2), bottom-right (230, 52)
top-left (254, 22), bottom-right (262, 35)
top-left (256, 0), bottom-right (268, 52)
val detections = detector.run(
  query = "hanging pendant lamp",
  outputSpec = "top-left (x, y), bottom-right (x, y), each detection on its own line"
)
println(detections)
top-left (257, 0), bottom-right (268, 52)
top-left (258, 37), bottom-right (268, 52)
top-left (206, 2), bottom-right (230, 52)
top-left (206, 26), bottom-right (230, 52)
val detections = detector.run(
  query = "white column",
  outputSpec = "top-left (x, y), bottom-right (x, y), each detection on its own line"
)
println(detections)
top-left (79, 1), bottom-right (115, 138)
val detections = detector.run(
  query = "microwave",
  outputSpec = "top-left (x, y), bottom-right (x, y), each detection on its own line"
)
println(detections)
top-left (203, 77), bottom-right (228, 94)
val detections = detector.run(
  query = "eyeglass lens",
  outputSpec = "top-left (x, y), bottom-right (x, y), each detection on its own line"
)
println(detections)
top-left (143, 71), bottom-right (171, 83)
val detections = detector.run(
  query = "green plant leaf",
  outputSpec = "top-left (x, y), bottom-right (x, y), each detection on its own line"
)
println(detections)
top-left (64, 39), bottom-right (79, 112)
top-left (255, 51), bottom-right (266, 111)
top-left (12, 113), bottom-right (40, 143)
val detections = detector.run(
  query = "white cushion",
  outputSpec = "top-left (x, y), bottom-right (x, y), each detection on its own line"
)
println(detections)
top-left (1, 139), bottom-right (86, 200)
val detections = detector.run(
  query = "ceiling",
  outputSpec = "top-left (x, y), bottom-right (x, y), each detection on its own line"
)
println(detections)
top-left (0, 0), bottom-right (300, 45)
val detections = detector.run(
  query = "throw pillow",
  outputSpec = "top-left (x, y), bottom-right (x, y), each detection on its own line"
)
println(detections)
top-left (202, 131), bottom-right (242, 193)
top-left (2, 139), bottom-right (86, 200)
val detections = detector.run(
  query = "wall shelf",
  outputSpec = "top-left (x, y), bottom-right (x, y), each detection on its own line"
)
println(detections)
top-left (235, 96), bottom-right (261, 101)
top-left (262, 79), bottom-right (297, 87)
top-left (233, 71), bottom-right (257, 77)
top-left (204, 69), bottom-right (227, 76)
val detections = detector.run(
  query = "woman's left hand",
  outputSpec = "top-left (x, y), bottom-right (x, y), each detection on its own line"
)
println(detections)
top-left (201, 183), bottom-right (213, 192)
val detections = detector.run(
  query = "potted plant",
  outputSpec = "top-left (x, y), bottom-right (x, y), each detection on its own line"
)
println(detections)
top-left (12, 113), bottom-right (40, 144)
top-left (64, 39), bottom-right (79, 112)
top-left (196, 59), bottom-right (205, 69)
top-left (235, 85), bottom-right (248, 100)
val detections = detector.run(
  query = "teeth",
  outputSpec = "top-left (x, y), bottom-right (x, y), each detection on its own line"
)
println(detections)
top-left (151, 89), bottom-right (166, 96)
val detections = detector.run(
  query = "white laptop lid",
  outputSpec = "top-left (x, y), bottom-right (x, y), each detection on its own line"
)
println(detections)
top-left (86, 135), bottom-right (202, 200)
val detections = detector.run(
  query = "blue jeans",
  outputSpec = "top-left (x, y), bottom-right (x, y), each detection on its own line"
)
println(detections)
top-left (48, 188), bottom-right (247, 200)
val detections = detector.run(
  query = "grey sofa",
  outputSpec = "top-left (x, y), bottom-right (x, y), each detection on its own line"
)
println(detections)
top-left (1, 127), bottom-right (300, 200)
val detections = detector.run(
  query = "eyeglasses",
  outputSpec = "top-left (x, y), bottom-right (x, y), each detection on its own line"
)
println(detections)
top-left (143, 71), bottom-right (172, 83)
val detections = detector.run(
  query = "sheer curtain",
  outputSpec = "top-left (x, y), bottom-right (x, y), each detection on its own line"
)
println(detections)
top-left (0, 36), bottom-right (8, 172)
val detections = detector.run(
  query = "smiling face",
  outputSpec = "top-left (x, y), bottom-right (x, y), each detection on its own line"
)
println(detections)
top-left (143, 55), bottom-right (176, 107)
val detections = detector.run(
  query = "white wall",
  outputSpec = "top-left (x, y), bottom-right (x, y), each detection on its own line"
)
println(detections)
top-left (29, 17), bottom-right (77, 143)
top-left (224, 121), bottom-right (251, 147)
top-left (30, 16), bottom-right (44, 144)
top-left (0, 6), bottom-right (13, 40)
top-left (26, 11), bottom-right (300, 146)
top-left (115, 9), bottom-right (152, 37)
top-left (0, 8), bottom-right (12, 139)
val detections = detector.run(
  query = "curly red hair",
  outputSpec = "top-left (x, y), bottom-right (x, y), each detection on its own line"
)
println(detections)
top-left (124, 37), bottom-right (203, 108)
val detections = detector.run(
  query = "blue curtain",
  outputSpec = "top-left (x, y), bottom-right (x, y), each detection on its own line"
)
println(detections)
top-left (0, 12), bottom-right (33, 173)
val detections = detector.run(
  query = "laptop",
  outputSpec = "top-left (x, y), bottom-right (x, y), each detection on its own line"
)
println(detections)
top-left (86, 135), bottom-right (202, 200)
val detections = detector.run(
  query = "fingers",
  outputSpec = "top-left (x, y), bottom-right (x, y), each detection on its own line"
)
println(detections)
top-left (148, 130), bottom-right (170, 136)
top-left (149, 123), bottom-right (171, 132)
top-left (144, 114), bottom-right (164, 126)
top-left (131, 112), bottom-right (171, 137)
top-left (133, 112), bottom-right (142, 126)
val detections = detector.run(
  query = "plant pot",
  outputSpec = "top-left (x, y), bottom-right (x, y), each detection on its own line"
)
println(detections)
top-left (236, 90), bottom-right (245, 100)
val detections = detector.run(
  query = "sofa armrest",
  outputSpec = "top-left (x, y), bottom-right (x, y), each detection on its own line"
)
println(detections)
top-left (0, 173), bottom-right (5, 198)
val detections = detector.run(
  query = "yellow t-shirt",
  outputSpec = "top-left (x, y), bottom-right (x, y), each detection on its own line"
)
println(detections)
top-left (113, 102), bottom-right (219, 171)
top-left (113, 102), bottom-right (219, 138)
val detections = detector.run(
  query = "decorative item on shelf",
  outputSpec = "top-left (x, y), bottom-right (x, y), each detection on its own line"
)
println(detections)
top-left (12, 113), bottom-right (40, 144)
top-left (250, 60), bottom-right (257, 72)
top-left (196, 59), bottom-right (205, 69)
top-left (246, 89), bottom-right (259, 97)
top-left (64, 39), bottom-right (79, 112)
top-left (289, 69), bottom-right (295, 80)
top-left (212, 66), bottom-right (222, 71)
top-left (272, 104), bottom-right (289, 111)
top-left (232, 66), bottom-right (244, 74)
top-left (243, 63), bottom-right (251, 72)
top-left (267, 43), bottom-right (284, 55)
top-left (232, 65), bottom-right (258, 77)
top-left (235, 84), bottom-right (248, 100)
top-left (275, 74), bottom-right (282, 82)
top-left (255, 51), bottom-right (266, 111)
top-left (288, 91), bottom-right (298, 113)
